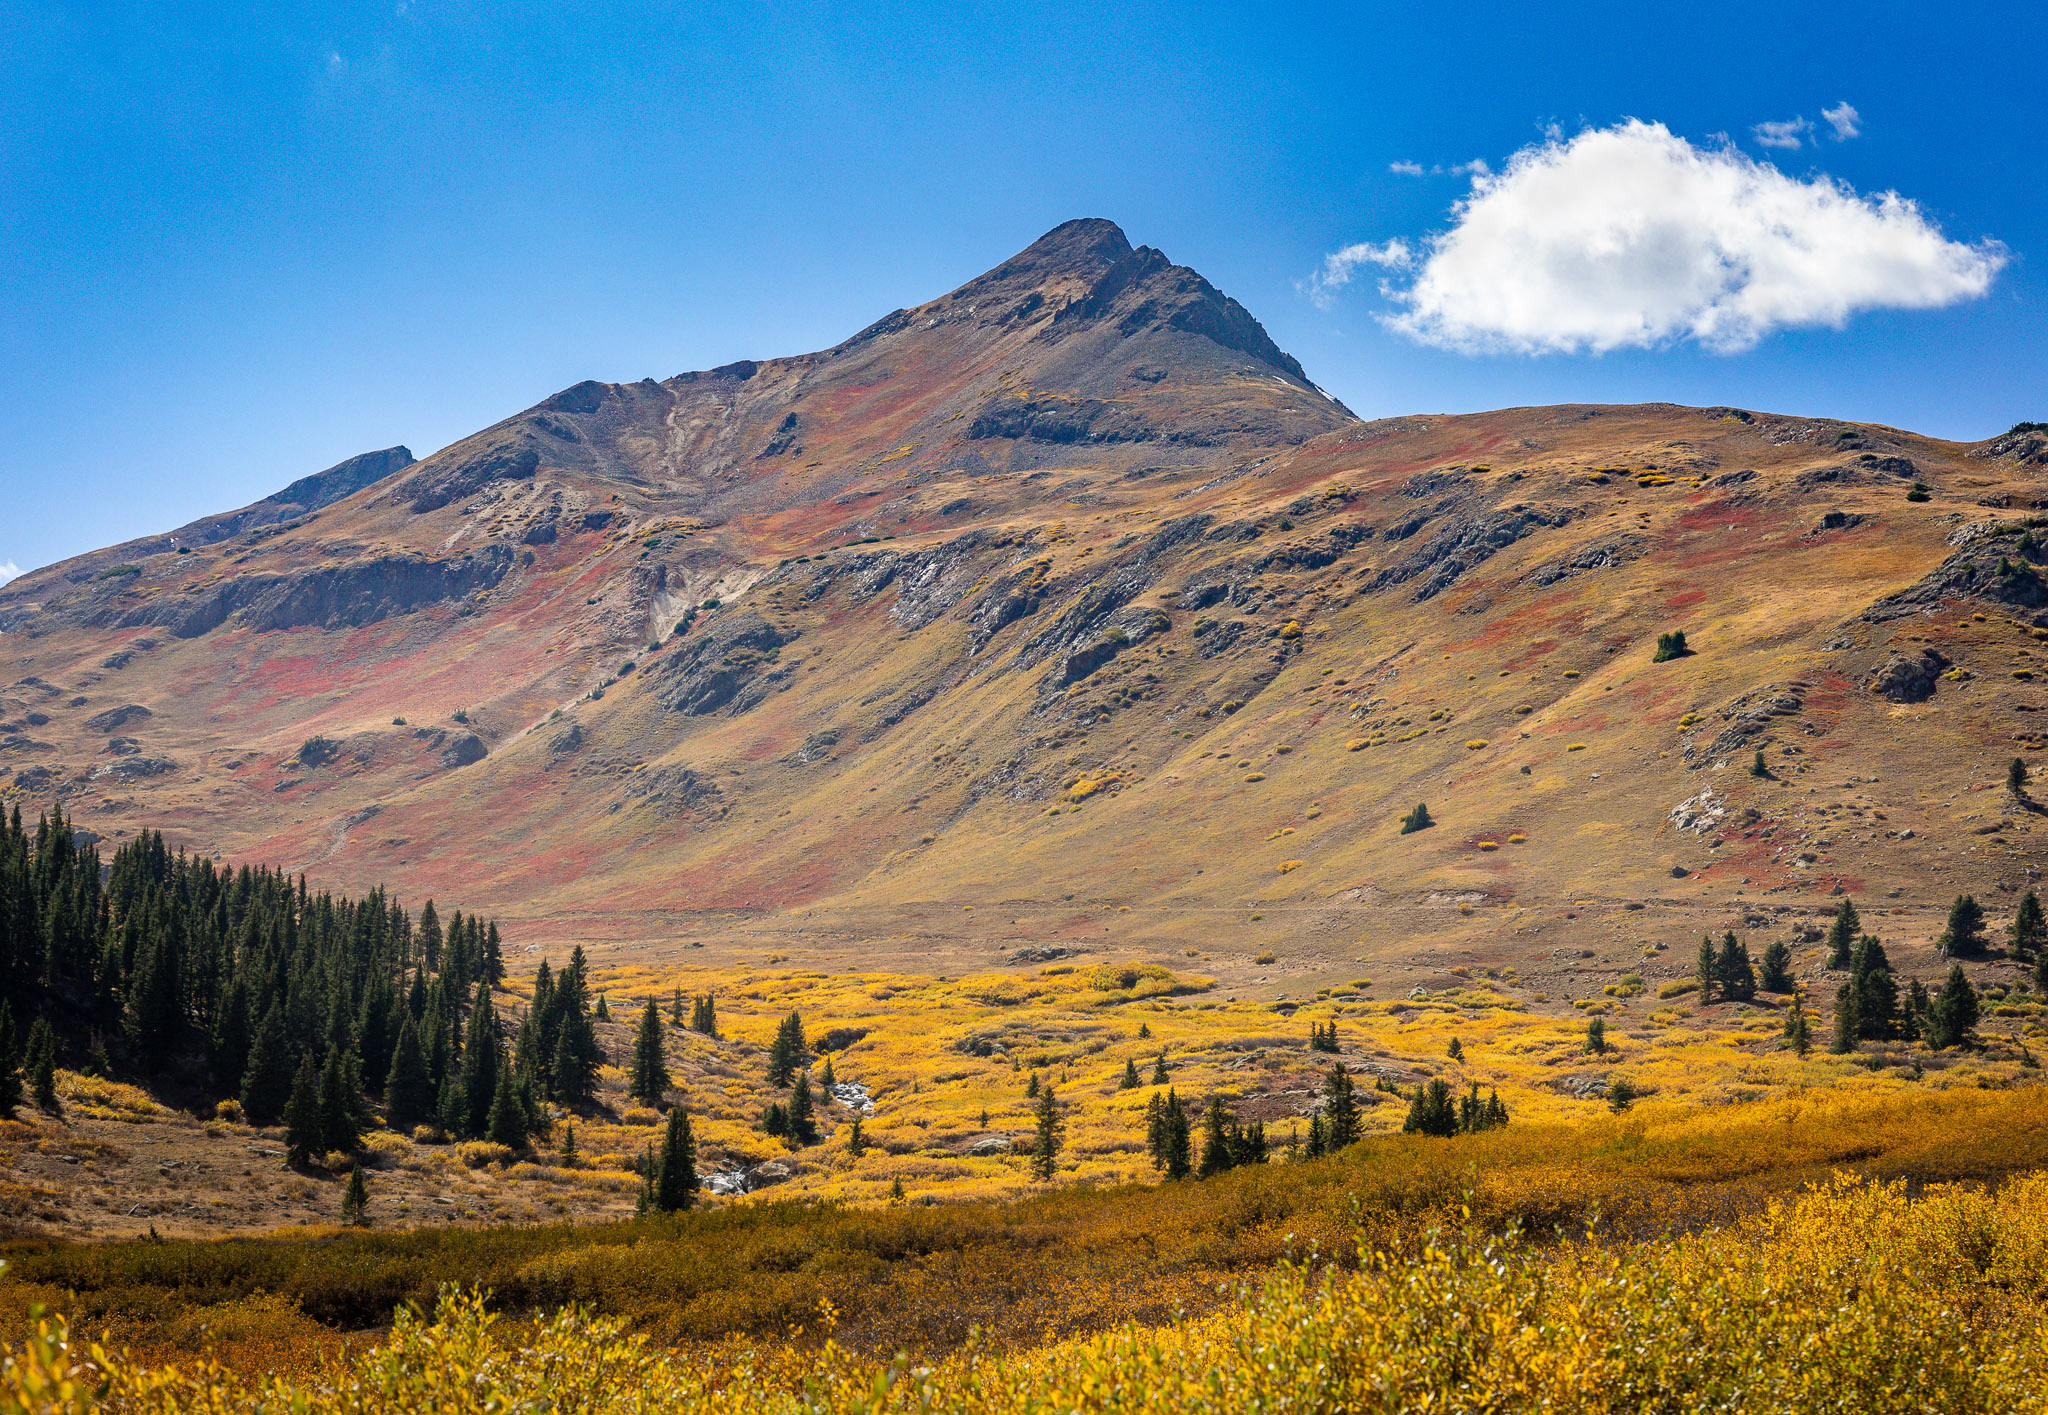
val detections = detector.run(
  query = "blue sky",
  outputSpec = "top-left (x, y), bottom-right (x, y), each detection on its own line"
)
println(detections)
top-left (2, 0), bottom-right (2042, 578)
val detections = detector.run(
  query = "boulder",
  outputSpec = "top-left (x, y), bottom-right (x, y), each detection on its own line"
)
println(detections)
top-left (1870, 648), bottom-right (1948, 703)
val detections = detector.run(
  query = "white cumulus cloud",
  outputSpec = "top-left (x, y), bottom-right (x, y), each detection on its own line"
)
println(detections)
top-left (1752, 116), bottom-right (1813, 150)
top-left (1822, 101), bottom-right (1862, 140)
top-left (0, 560), bottom-right (21, 588)
top-left (1345, 119), bottom-right (2003, 354)
top-left (1389, 160), bottom-right (1425, 176)
top-left (1301, 239), bottom-right (1414, 309)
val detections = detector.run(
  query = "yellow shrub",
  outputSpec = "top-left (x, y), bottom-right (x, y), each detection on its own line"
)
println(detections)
top-left (1658, 979), bottom-right (1701, 999)
top-left (454, 1141), bottom-right (516, 1168)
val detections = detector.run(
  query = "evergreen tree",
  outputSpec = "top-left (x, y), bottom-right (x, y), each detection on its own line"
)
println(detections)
top-left (1759, 940), bottom-right (1794, 993)
top-left (1197, 1095), bottom-right (1235, 1178)
top-left (2014, 891), bottom-right (2048, 960)
top-left (1696, 935), bottom-right (1720, 1002)
top-left (1402, 1078), bottom-right (1458, 1137)
top-left (788, 1069), bottom-right (819, 1147)
top-left (486, 1067), bottom-right (529, 1149)
top-left (1830, 982), bottom-right (1861, 1054)
top-left (1446, 1036), bottom-right (1464, 1061)
top-left (283, 1053), bottom-right (324, 1165)
top-left (670, 988), bottom-right (686, 1025)
top-left (1399, 803), bottom-right (1434, 834)
top-left (2011, 757), bottom-right (2030, 797)
top-left (1930, 965), bottom-right (1980, 1049)
top-left (460, 982), bottom-right (499, 1137)
top-left (1784, 990), bottom-right (1812, 1056)
top-left (1826, 897), bottom-right (1862, 969)
top-left (25, 1017), bottom-right (58, 1113)
top-left (1030, 1082), bottom-right (1063, 1181)
top-left (1751, 749), bottom-right (1768, 777)
top-left (2036, 945), bottom-right (2048, 999)
top-left (1026, 1070), bottom-right (1040, 1099)
top-left (0, 1006), bottom-right (20, 1120)
top-left (629, 997), bottom-right (669, 1105)
top-left (340, 1164), bottom-right (370, 1226)
top-left (762, 1100), bottom-right (789, 1136)
top-left (1718, 932), bottom-right (1756, 1002)
top-left (1323, 1065), bottom-right (1360, 1147)
top-left (1152, 1052), bottom-right (1169, 1084)
top-left (846, 1113), bottom-right (866, 1157)
top-left (482, 921), bottom-right (505, 985)
top-left (209, 978), bottom-right (253, 1094)
top-left (1584, 1018), bottom-right (1608, 1055)
top-left (1144, 1091), bottom-right (1167, 1168)
top-left (1161, 1090), bottom-right (1192, 1179)
top-left (436, 1075), bottom-right (468, 1140)
top-left (818, 1056), bottom-right (836, 1091)
top-left (560, 1119), bottom-right (578, 1165)
top-left (690, 994), bottom-right (718, 1036)
top-left (765, 1011), bottom-right (805, 1086)
top-left (651, 1104), bottom-right (698, 1212)
top-left (1121, 1057), bottom-right (1141, 1089)
top-left (384, 1014), bottom-right (435, 1132)
top-left (1305, 1112), bottom-right (1328, 1159)
top-left (1939, 895), bottom-right (1988, 958)
top-left (241, 1003), bottom-right (295, 1125)
top-left (319, 1047), bottom-right (365, 1154)
top-left (1850, 936), bottom-right (1900, 1040)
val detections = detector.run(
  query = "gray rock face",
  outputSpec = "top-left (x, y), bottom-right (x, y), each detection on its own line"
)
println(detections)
top-left (85, 703), bottom-right (151, 733)
top-left (547, 723), bottom-right (585, 754)
top-left (89, 755), bottom-right (174, 781)
top-left (1870, 648), bottom-right (1949, 702)
top-left (439, 733), bottom-right (486, 768)
top-left (654, 609), bottom-right (794, 716)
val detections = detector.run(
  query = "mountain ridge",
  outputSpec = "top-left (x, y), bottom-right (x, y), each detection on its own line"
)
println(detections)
top-left (3, 220), bottom-right (2047, 1007)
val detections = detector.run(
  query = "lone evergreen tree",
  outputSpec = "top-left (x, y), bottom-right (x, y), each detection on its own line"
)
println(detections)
top-left (1584, 1018), bottom-right (1609, 1055)
top-left (1399, 803), bottom-right (1434, 835)
top-left (1929, 964), bottom-right (1980, 1049)
top-left (2014, 891), bottom-right (2048, 960)
top-left (560, 1119), bottom-right (578, 1165)
top-left (788, 1069), bottom-right (819, 1147)
top-left (1759, 940), bottom-right (1794, 993)
top-left (1826, 897), bottom-right (1861, 970)
top-left (1323, 1065), bottom-right (1360, 1147)
top-left (1938, 895), bottom-right (1988, 958)
top-left (25, 1018), bottom-right (57, 1113)
top-left (1446, 1036), bottom-right (1465, 1061)
top-left (1121, 1057), bottom-right (1141, 1089)
top-left (818, 1056), bottom-right (836, 1090)
top-left (651, 1104), bottom-right (698, 1212)
top-left (1750, 749), bottom-right (1768, 778)
top-left (846, 1113), bottom-right (866, 1156)
top-left (629, 997), bottom-right (670, 1105)
top-left (1151, 1052), bottom-right (1170, 1084)
top-left (2011, 757), bottom-right (2030, 798)
top-left (1030, 1081), bottom-right (1063, 1181)
top-left (340, 1164), bottom-right (370, 1226)
top-left (1696, 935), bottom-right (1720, 1002)
top-left (1652, 629), bottom-right (1690, 662)
top-left (765, 1011), bottom-right (805, 1086)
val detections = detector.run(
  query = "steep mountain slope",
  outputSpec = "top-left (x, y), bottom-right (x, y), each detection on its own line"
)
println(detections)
top-left (4, 220), bottom-right (2047, 1001)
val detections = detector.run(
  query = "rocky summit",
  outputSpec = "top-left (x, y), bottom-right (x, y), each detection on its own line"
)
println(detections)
top-left (3, 219), bottom-right (2045, 993)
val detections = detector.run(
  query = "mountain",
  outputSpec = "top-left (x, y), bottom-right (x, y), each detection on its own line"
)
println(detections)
top-left (3, 219), bottom-right (2046, 999)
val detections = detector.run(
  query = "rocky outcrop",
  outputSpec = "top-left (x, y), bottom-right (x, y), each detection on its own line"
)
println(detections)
top-left (1870, 649), bottom-right (1948, 703)
top-left (1863, 523), bottom-right (2048, 621)
top-left (439, 733), bottom-right (487, 768)
top-left (1684, 681), bottom-right (1810, 764)
top-left (401, 438), bottom-right (542, 514)
top-left (654, 609), bottom-right (794, 716)
top-left (1373, 506), bottom-right (1572, 601)
top-left (85, 704), bottom-right (152, 733)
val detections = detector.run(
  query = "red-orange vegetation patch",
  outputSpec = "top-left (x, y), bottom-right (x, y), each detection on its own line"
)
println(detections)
top-left (1674, 501), bottom-right (1767, 535)
top-left (1665, 589), bottom-right (1706, 614)
top-left (1547, 712), bottom-right (1611, 735)
top-left (1503, 639), bottom-right (1559, 672)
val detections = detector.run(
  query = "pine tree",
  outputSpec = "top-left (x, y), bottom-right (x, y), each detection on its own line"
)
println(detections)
top-left (1152, 1052), bottom-right (1169, 1084)
top-left (436, 1075), bottom-right (468, 1140)
top-left (847, 1113), bottom-right (866, 1157)
top-left (1930, 964), bottom-right (1980, 1049)
top-left (1402, 1078), bottom-right (1458, 1137)
top-left (486, 1067), bottom-right (529, 1149)
top-left (691, 994), bottom-right (718, 1036)
top-left (460, 983), bottom-right (499, 1137)
top-left (1025, 1070), bottom-right (1040, 1099)
top-left (2011, 757), bottom-right (2030, 797)
top-left (1323, 1065), bottom-right (1360, 1147)
top-left (1696, 935), bottom-right (1720, 1002)
top-left (384, 1014), bottom-right (435, 1132)
top-left (1399, 803), bottom-right (1434, 834)
top-left (340, 1164), bottom-right (370, 1226)
top-left (319, 1048), bottom-right (364, 1155)
top-left (1305, 1112), bottom-right (1328, 1159)
top-left (1144, 1091), bottom-right (1167, 1168)
top-left (762, 1101), bottom-right (788, 1137)
top-left (2036, 945), bottom-right (2048, 999)
top-left (2013, 891), bottom-right (2048, 960)
top-left (788, 1069), bottom-right (819, 1146)
top-left (209, 978), bottom-right (252, 1095)
top-left (0, 1007), bottom-right (20, 1120)
top-left (765, 1011), bottom-right (805, 1086)
top-left (1751, 749), bottom-right (1768, 777)
top-left (1830, 982), bottom-right (1861, 1054)
top-left (283, 1053), bottom-right (324, 1165)
top-left (1197, 1095), bottom-right (1234, 1178)
top-left (671, 988), bottom-right (686, 1025)
top-left (594, 994), bottom-right (610, 1022)
top-left (1584, 1018), bottom-right (1608, 1055)
top-left (1030, 1081), bottom-right (1063, 1181)
top-left (25, 1018), bottom-right (57, 1113)
top-left (629, 997), bottom-right (669, 1105)
top-left (818, 1056), bottom-right (836, 1091)
top-left (651, 1104), bottom-right (698, 1212)
top-left (560, 1119), bottom-right (578, 1165)
top-left (1759, 940), bottom-right (1794, 993)
top-left (1784, 990), bottom-right (1812, 1056)
top-left (1826, 897), bottom-right (1862, 969)
top-left (1939, 895), bottom-right (1988, 958)
top-left (1119, 1057), bottom-right (1140, 1089)
top-left (1850, 936), bottom-right (1900, 1040)
top-left (1446, 1035), bottom-right (1464, 1061)
top-left (241, 1003), bottom-right (295, 1125)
